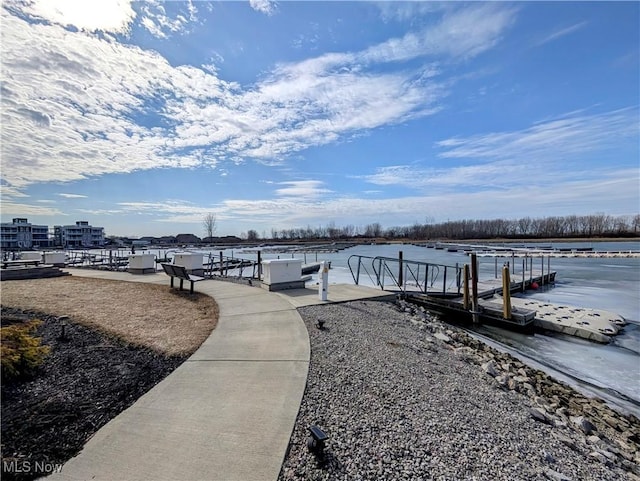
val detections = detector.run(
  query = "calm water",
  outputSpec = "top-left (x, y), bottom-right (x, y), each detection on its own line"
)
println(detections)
top-left (136, 241), bottom-right (640, 415)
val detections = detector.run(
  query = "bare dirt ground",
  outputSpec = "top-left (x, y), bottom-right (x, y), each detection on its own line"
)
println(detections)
top-left (1, 276), bottom-right (219, 481)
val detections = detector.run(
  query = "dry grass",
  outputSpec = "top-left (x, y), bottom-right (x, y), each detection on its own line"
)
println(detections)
top-left (1, 277), bottom-right (218, 356)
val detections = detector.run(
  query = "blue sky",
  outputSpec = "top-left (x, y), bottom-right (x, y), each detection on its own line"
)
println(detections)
top-left (1, 1), bottom-right (638, 238)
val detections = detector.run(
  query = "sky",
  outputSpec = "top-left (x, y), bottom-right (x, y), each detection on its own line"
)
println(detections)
top-left (1, 1), bottom-right (638, 238)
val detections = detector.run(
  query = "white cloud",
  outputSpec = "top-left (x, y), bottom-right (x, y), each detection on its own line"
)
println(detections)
top-left (138, 0), bottom-right (198, 39)
top-left (377, 2), bottom-right (447, 24)
top-left (96, 166), bottom-right (638, 233)
top-left (436, 108), bottom-right (639, 161)
top-left (535, 21), bottom-right (588, 47)
top-left (361, 108), bottom-right (639, 197)
top-left (362, 3), bottom-right (517, 63)
top-left (249, 0), bottom-right (277, 16)
top-left (0, 201), bottom-right (65, 216)
top-left (215, 168), bottom-right (640, 229)
top-left (13, 0), bottom-right (136, 34)
top-left (1, 10), bottom-right (218, 193)
top-left (275, 180), bottom-right (332, 198)
top-left (58, 193), bottom-right (87, 198)
top-left (1, 3), bottom-right (516, 197)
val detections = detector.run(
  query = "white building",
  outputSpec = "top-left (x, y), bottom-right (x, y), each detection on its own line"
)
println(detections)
top-left (54, 221), bottom-right (105, 248)
top-left (0, 218), bottom-right (51, 249)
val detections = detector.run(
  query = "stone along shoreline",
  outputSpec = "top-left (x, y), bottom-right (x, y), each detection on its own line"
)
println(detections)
top-left (279, 300), bottom-right (640, 481)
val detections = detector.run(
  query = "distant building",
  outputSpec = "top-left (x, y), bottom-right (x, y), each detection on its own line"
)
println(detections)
top-left (54, 221), bottom-right (105, 248)
top-left (157, 236), bottom-right (177, 245)
top-left (175, 233), bottom-right (201, 245)
top-left (0, 218), bottom-right (51, 249)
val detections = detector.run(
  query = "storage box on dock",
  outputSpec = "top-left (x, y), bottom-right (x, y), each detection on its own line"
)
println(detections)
top-left (128, 254), bottom-right (155, 274)
top-left (173, 252), bottom-right (204, 276)
top-left (261, 259), bottom-right (305, 291)
top-left (43, 251), bottom-right (65, 267)
top-left (21, 251), bottom-right (43, 262)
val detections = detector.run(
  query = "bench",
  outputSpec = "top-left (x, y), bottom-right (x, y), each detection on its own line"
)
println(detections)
top-left (1, 259), bottom-right (41, 269)
top-left (161, 263), bottom-right (205, 294)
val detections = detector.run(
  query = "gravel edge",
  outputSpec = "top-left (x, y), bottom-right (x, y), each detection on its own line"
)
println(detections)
top-left (278, 299), bottom-right (640, 481)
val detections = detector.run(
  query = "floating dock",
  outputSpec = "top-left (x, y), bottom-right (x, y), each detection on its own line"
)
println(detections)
top-left (417, 241), bottom-right (640, 259)
top-left (506, 297), bottom-right (626, 343)
top-left (347, 252), bottom-right (628, 344)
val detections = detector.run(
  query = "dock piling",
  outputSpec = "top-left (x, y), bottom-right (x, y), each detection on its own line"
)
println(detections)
top-left (463, 264), bottom-right (470, 310)
top-left (471, 254), bottom-right (479, 324)
top-left (502, 266), bottom-right (512, 319)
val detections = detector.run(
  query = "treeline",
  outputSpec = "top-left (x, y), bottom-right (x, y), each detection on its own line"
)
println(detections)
top-left (248, 213), bottom-right (640, 241)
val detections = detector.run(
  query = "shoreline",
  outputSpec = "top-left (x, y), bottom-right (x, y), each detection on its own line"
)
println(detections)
top-left (280, 299), bottom-right (640, 480)
top-left (6, 236), bottom-right (637, 252)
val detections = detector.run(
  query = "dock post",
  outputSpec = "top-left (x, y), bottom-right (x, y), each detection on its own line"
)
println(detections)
top-left (442, 267), bottom-right (447, 295)
top-left (463, 264), bottom-right (470, 310)
top-left (529, 256), bottom-right (533, 284)
top-left (257, 251), bottom-right (262, 280)
top-left (547, 256), bottom-right (551, 284)
top-left (502, 266), bottom-right (512, 319)
top-left (494, 257), bottom-right (498, 279)
top-left (219, 251), bottom-right (223, 276)
top-left (522, 258), bottom-right (525, 292)
top-left (541, 256), bottom-right (544, 286)
top-left (398, 250), bottom-right (403, 289)
top-left (471, 253), bottom-right (479, 324)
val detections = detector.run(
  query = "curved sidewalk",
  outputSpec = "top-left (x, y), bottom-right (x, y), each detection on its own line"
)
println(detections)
top-left (49, 269), bottom-right (309, 481)
top-left (46, 269), bottom-right (394, 480)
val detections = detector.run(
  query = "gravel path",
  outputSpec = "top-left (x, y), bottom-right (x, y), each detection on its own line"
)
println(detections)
top-left (279, 300), bottom-right (640, 481)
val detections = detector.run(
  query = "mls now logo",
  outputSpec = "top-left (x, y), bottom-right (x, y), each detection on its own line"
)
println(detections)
top-left (3, 460), bottom-right (63, 475)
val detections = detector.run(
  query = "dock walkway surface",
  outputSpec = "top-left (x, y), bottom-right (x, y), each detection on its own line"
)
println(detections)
top-left (47, 269), bottom-right (391, 481)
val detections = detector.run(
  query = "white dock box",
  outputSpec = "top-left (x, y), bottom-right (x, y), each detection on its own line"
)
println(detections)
top-left (261, 259), bottom-right (304, 291)
top-left (43, 251), bottom-right (66, 266)
top-left (21, 251), bottom-right (43, 261)
top-left (128, 253), bottom-right (155, 274)
top-left (173, 252), bottom-right (204, 275)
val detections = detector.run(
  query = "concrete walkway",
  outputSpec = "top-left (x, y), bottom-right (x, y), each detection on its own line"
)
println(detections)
top-left (48, 269), bottom-right (391, 481)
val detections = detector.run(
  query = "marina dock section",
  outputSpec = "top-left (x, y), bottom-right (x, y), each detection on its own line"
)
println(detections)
top-left (347, 252), bottom-right (629, 344)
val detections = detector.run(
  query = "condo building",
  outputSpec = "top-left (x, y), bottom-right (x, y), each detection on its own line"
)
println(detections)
top-left (0, 218), bottom-right (51, 249)
top-left (53, 221), bottom-right (105, 248)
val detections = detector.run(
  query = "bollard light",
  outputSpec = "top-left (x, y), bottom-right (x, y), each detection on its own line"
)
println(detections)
top-left (307, 425), bottom-right (329, 456)
top-left (316, 319), bottom-right (325, 330)
top-left (58, 315), bottom-right (70, 341)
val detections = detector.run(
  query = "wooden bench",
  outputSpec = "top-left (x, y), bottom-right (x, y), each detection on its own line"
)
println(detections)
top-left (161, 263), bottom-right (205, 294)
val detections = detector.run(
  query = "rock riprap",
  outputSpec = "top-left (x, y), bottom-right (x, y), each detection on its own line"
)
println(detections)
top-left (278, 300), bottom-right (639, 481)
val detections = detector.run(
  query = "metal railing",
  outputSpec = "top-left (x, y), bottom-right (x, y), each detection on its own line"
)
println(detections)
top-left (348, 255), bottom-right (463, 296)
top-left (203, 252), bottom-right (260, 279)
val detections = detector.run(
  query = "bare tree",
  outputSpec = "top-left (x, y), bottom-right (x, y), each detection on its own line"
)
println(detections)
top-left (247, 229), bottom-right (259, 241)
top-left (203, 213), bottom-right (217, 239)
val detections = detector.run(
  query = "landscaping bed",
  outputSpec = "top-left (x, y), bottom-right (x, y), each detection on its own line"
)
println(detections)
top-left (1, 277), bottom-right (218, 481)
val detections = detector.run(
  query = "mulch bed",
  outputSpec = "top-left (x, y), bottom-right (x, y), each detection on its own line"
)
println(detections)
top-left (1, 307), bottom-right (187, 481)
